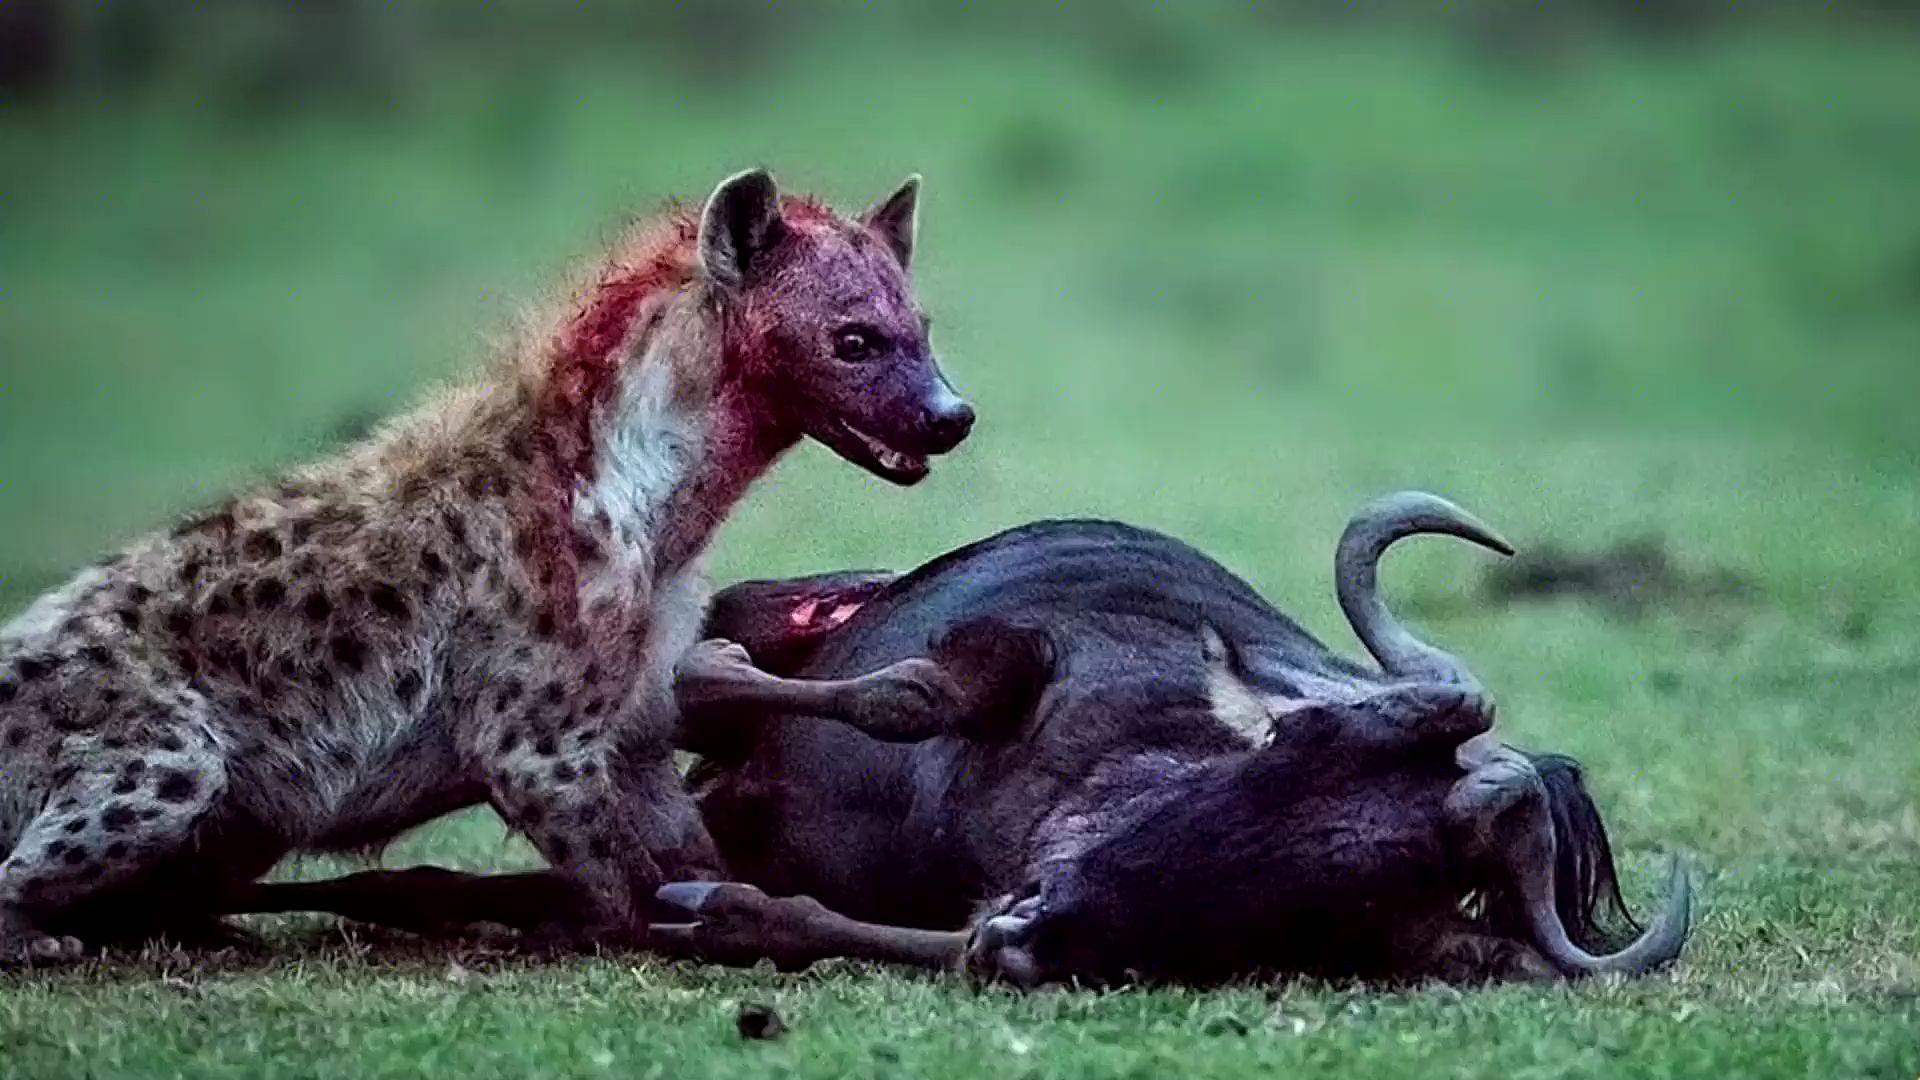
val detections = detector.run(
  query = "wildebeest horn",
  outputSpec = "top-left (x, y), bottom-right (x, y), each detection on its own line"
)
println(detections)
top-left (1335, 491), bottom-right (1514, 684)
top-left (1519, 854), bottom-right (1694, 978)
top-left (1448, 749), bottom-right (1694, 979)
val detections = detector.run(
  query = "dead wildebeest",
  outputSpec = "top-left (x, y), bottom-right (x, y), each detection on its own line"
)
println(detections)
top-left (231, 492), bottom-right (1691, 986)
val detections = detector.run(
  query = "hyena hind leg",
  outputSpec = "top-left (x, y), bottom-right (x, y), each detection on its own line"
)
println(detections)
top-left (0, 717), bottom-right (232, 967)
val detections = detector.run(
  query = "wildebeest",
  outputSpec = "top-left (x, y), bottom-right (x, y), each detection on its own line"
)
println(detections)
top-left (233, 492), bottom-right (1691, 986)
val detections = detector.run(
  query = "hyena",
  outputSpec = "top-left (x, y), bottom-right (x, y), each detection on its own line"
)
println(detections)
top-left (0, 168), bottom-right (973, 965)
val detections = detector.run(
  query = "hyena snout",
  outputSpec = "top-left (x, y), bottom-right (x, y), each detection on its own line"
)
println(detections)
top-left (808, 356), bottom-right (975, 487)
top-left (916, 376), bottom-right (975, 453)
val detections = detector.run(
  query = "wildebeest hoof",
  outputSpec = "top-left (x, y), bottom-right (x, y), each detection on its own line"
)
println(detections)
top-left (1454, 731), bottom-right (1502, 770)
top-left (1360, 682), bottom-right (1495, 744)
top-left (843, 657), bottom-right (965, 739)
top-left (963, 894), bottom-right (1045, 988)
top-left (1446, 747), bottom-right (1539, 816)
top-left (655, 880), bottom-right (730, 915)
top-left (674, 638), bottom-right (759, 694)
top-left (651, 881), bottom-right (836, 972)
top-left (0, 933), bottom-right (86, 970)
top-left (1442, 746), bottom-right (1547, 863)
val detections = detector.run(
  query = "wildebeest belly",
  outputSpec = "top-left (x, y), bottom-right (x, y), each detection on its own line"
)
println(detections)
top-left (698, 716), bottom-right (988, 928)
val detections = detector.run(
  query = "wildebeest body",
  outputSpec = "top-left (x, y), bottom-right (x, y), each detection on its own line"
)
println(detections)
top-left (689, 517), bottom-right (1539, 982)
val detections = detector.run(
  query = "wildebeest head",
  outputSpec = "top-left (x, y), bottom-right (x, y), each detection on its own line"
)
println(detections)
top-left (965, 723), bottom-right (1689, 986)
top-left (965, 495), bottom-right (1693, 987)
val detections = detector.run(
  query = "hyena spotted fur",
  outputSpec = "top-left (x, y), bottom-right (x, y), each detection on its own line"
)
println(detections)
top-left (0, 168), bottom-right (974, 965)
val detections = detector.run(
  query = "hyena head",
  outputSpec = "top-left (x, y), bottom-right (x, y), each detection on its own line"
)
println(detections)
top-left (698, 169), bottom-right (974, 485)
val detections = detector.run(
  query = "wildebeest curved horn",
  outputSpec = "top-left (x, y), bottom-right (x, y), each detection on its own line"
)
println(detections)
top-left (1335, 491), bottom-right (1514, 683)
top-left (1520, 855), bottom-right (1694, 978)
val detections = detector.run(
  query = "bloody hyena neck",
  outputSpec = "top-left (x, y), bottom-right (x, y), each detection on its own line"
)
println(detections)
top-left (512, 219), bottom-right (799, 624)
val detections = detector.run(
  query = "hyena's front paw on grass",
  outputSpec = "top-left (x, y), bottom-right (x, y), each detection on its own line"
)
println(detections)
top-left (0, 927), bottom-right (86, 970)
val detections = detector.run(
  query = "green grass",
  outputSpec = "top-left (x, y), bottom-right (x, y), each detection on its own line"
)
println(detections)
top-left (3, 11), bottom-right (1919, 1078)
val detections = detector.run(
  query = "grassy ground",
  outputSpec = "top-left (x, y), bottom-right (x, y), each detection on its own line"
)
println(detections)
top-left (2, 12), bottom-right (1918, 1078)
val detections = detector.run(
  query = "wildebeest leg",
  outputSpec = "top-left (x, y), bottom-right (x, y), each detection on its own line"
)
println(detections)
top-left (1204, 628), bottom-right (1492, 752)
top-left (676, 618), bottom-right (1054, 747)
top-left (676, 640), bottom-right (961, 742)
top-left (652, 882), bottom-right (969, 972)
top-left (237, 872), bottom-right (969, 968)
top-left (222, 868), bottom-right (595, 938)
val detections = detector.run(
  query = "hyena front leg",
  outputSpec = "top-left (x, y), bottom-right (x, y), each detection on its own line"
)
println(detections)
top-left (466, 705), bottom-right (720, 947)
top-left (0, 706), bottom-right (231, 968)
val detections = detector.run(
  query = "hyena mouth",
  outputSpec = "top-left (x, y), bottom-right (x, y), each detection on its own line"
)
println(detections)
top-left (826, 421), bottom-right (932, 486)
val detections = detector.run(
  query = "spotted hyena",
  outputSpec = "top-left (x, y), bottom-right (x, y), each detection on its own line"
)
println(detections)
top-left (0, 168), bottom-right (974, 965)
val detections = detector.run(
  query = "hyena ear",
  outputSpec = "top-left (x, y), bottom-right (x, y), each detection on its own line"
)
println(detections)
top-left (864, 174), bottom-right (921, 271)
top-left (699, 168), bottom-right (787, 289)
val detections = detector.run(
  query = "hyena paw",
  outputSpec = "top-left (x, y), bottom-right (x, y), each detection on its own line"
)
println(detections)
top-left (0, 933), bottom-right (86, 971)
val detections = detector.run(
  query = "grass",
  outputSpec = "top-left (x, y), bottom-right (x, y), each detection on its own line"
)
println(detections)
top-left (2, 10), bottom-right (1919, 1078)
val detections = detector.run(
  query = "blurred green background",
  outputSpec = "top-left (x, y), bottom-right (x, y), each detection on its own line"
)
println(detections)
top-left (4, 0), bottom-right (1919, 857)
top-left (3, 0), bottom-right (1917, 856)
top-left (0, 5), bottom-right (1918, 1075)
top-left (3, 3), bottom-right (1915, 611)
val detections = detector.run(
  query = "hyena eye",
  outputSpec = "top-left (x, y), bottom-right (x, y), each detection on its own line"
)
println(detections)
top-left (832, 326), bottom-right (886, 364)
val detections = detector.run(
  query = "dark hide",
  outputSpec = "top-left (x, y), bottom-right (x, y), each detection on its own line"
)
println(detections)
top-left (692, 520), bottom-right (1371, 931)
top-left (676, 512), bottom-right (1680, 984)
